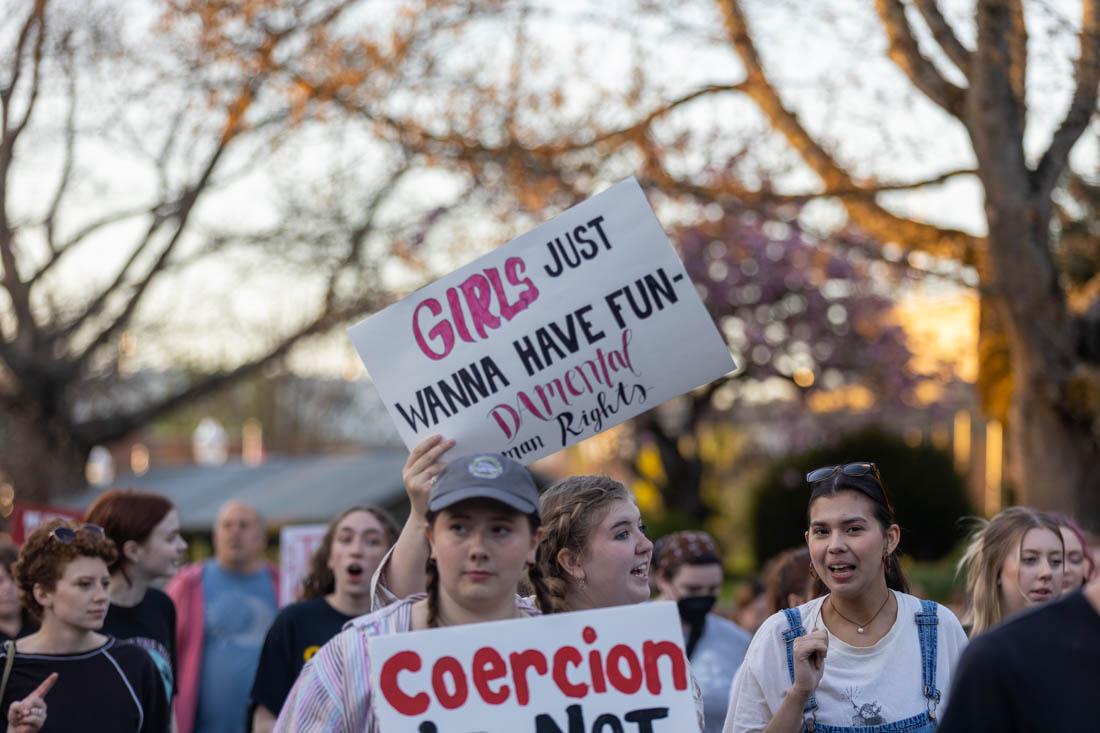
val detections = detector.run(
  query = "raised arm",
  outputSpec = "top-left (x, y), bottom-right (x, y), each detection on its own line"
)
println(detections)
top-left (375, 435), bottom-right (454, 602)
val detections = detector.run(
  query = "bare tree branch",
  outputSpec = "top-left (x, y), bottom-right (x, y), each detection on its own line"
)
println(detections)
top-left (875, 0), bottom-right (967, 119)
top-left (29, 206), bottom-right (158, 287)
top-left (1006, 0), bottom-right (1028, 114)
top-left (715, 0), bottom-right (978, 263)
top-left (1035, 0), bottom-right (1099, 200)
top-left (43, 45), bottom-right (78, 255)
top-left (913, 0), bottom-right (973, 76)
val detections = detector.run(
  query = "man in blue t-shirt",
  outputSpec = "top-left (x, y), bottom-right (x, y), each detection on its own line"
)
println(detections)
top-left (169, 502), bottom-right (277, 733)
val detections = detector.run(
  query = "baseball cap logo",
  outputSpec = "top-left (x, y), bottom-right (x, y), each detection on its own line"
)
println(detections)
top-left (467, 455), bottom-right (504, 480)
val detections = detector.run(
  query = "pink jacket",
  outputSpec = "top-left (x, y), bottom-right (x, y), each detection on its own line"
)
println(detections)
top-left (166, 562), bottom-right (280, 733)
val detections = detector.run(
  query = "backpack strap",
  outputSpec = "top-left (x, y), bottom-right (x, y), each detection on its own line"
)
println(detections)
top-left (0, 640), bottom-right (16, 707)
top-left (914, 599), bottom-right (942, 720)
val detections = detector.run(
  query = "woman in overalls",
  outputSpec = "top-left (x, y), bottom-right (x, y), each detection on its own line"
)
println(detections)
top-left (723, 462), bottom-right (969, 733)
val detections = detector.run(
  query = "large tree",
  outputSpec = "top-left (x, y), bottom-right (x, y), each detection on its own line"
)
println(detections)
top-left (397, 0), bottom-right (1100, 525)
top-left (0, 0), bottom-right (494, 500)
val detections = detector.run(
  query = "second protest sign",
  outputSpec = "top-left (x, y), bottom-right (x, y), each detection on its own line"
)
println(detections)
top-left (369, 601), bottom-right (697, 732)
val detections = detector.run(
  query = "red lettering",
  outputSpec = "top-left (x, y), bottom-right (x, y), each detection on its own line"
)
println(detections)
top-left (606, 644), bottom-right (644, 694)
top-left (489, 403), bottom-right (521, 440)
top-left (642, 640), bottom-right (688, 694)
top-left (472, 648), bottom-right (510, 705)
top-left (551, 646), bottom-right (588, 698)
top-left (508, 649), bottom-right (549, 706)
top-left (504, 257), bottom-right (540, 309)
top-left (459, 274), bottom-right (500, 339)
top-left (412, 299), bottom-right (454, 361)
top-left (379, 651), bottom-right (429, 716)
top-left (431, 655), bottom-right (469, 710)
top-left (445, 287), bottom-right (474, 344)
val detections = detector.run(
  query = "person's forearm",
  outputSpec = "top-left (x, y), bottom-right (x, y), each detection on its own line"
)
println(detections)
top-left (382, 514), bottom-right (430, 598)
top-left (762, 687), bottom-right (812, 733)
top-left (252, 705), bottom-right (276, 733)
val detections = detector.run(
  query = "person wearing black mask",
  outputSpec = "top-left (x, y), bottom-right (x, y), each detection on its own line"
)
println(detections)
top-left (654, 531), bottom-right (750, 733)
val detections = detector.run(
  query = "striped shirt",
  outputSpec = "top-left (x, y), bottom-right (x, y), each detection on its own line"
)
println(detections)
top-left (273, 593), bottom-right (540, 733)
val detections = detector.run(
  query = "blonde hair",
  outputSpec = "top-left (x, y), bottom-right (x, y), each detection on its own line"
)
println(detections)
top-left (957, 506), bottom-right (1063, 636)
top-left (530, 475), bottom-right (631, 613)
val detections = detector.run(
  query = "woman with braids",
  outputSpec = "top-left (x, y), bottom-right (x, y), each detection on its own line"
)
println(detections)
top-left (372, 436), bottom-right (706, 728)
top-left (274, 453), bottom-right (544, 732)
top-left (249, 506), bottom-right (397, 732)
top-left (723, 462), bottom-right (968, 733)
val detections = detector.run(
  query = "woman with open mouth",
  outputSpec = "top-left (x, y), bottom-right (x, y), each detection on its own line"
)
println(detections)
top-left (723, 462), bottom-right (969, 733)
top-left (371, 435), bottom-right (705, 728)
top-left (249, 505), bottom-right (397, 732)
top-left (956, 506), bottom-right (1066, 637)
top-left (274, 452), bottom-right (545, 732)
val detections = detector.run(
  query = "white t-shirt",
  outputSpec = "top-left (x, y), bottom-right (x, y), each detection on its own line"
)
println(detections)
top-left (722, 592), bottom-right (968, 733)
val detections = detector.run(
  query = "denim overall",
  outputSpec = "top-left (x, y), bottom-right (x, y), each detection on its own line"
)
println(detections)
top-left (782, 600), bottom-right (942, 733)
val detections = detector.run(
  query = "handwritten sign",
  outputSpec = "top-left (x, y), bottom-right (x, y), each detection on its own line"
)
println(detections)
top-left (369, 601), bottom-right (696, 732)
top-left (349, 178), bottom-right (735, 462)
top-left (277, 524), bottom-right (326, 607)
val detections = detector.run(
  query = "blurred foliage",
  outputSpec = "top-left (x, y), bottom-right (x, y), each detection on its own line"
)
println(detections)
top-left (748, 426), bottom-right (972, 567)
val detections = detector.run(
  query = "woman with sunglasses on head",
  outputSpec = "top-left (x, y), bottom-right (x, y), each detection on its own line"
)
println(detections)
top-left (85, 489), bottom-right (188, 713)
top-left (0, 519), bottom-right (169, 732)
top-left (249, 505), bottom-right (397, 733)
top-left (274, 453), bottom-right (545, 732)
top-left (723, 462), bottom-right (968, 733)
top-left (956, 506), bottom-right (1065, 637)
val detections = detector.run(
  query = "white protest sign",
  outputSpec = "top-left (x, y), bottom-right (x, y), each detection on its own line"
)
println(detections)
top-left (348, 177), bottom-right (735, 463)
top-left (278, 524), bottom-right (326, 607)
top-left (369, 601), bottom-right (695, 732)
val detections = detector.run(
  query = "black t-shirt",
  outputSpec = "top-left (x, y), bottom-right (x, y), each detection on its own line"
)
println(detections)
top-left (0, 612), bottom-right (39, 644)
top-left (102, 587), bottom-right (178, 700)
top-left (938, 589), bottom-right (1100, 733)
top-left (0, 637), bottom-right (169, 733)
top-left (250, 597), bottom-right (355, 717)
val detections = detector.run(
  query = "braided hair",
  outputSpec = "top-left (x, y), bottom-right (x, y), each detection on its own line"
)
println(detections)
top-left (531, 475), bottom-right (631, 613)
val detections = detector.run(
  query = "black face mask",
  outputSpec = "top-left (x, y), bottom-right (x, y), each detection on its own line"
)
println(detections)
top-left (676, 595), bottom-right (717, 626)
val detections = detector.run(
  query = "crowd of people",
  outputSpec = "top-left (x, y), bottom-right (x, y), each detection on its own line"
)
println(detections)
top-left (0, 436), bottom-right (1095, 732)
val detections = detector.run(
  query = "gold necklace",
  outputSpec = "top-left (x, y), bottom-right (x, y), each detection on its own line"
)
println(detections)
top-left (829, 592), bottom-right (891, 634)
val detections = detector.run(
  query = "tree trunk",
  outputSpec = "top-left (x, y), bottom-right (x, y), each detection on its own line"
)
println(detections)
top-left (0, 404), bottom-right (89, 504)
top-left (985, 209), bottom-right (1100, 531)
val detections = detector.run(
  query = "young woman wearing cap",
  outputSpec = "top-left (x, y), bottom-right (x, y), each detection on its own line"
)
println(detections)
top-left (274, 453), bottom-right (547, 732)
top-left (723, 462), bottom-right (968, 733)
top-left (249, 506), bottom-right (397, 732)
top-left (0, 519), bottom-right (169, 732)
top-left (374, 437), bottom-right (706, 729)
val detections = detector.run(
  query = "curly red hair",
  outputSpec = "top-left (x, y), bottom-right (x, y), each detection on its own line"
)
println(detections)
top-left (13, 518), bottom-right (117, 620)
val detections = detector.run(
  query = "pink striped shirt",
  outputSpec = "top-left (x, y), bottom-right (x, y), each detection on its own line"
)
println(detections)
top-left (274, 593), bottom-right (540, 733)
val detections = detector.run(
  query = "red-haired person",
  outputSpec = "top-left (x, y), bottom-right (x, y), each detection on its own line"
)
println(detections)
top-left (0, 519), bottom-right (168, 732)
top-left (86, 489), bottom-right (188, 706)
top-left (1049, 513), bottom-right (1096, 592)
top-left (249, 506), bottom-right (397, 732)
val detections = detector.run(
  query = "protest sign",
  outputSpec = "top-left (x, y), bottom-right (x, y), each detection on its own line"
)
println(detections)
top-left (349, 177), bottom-right (735, 463)
top-left (10, 503), bottom-right (85, 544)
top-left (369, 601), bottom-right (695, 732)
top-left (277, 523), bottom-right (326, 607)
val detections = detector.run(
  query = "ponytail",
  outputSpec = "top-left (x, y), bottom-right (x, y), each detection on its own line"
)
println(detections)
top-left (524, 560), bottom-right (555, 615)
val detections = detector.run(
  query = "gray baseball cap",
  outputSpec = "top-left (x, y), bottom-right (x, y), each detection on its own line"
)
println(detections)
top-left (428, 453), bottom-right (539, 516)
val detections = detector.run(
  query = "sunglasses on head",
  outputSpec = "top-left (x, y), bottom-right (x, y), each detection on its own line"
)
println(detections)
top-left (49, 524), bottom-right (105, 544)
top-left (805, 461), bottom-right (882, 487)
